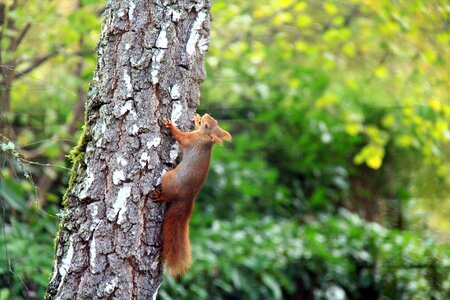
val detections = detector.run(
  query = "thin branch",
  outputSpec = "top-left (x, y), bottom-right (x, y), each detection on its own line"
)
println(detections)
top-left (321, 5), bottom-right (360, 32)
top-left (14, 51), bottom-right (60, 79)
top-left (5, 0), bottom-right (19, 31)
top-left (0, 4), bottom-right (7, 81)
top-left (10, 49), bottom-right (84, 67)
top-left (9, 0), bottom-right (19, 12)
top-left (7, 22), bottom-right (31, 52)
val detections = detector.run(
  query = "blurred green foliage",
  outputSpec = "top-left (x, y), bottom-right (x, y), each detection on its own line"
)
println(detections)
top-left (1, 0), bottom-right (449, 299)
top-left (162, 212), bottom-right (450, 299)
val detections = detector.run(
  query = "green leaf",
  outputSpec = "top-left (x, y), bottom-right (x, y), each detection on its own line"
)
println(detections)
top-left (261, 273), bottom-right (282, 299)
top-left (0, 289), bottom-right (10, 300)
top-left (0, 179), bottom-right (27, 211)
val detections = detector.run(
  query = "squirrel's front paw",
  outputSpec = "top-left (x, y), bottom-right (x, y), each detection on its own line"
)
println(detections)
top-left (150, 189), bottom-right (164, 202)
top-left (162, 119), bottom-right (173, 128)
top-left (192, 114), bottom-right (201, 129)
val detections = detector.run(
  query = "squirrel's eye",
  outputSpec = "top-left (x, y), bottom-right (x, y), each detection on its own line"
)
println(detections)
top-left (204, 123), bottom-right (209, 129)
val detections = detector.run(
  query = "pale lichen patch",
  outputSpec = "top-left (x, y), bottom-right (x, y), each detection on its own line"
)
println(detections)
top-left (117, 206), bottom-right (127, 225)
top-left (89, 234), bottom-right (97, 273)
top-left (88, 203), bottom-right (98, 218)
top-left (156, 30), bottom-right (168, 48)
top-left (171, 101), bottom-right (183, 124)
top-left (147, 137), bottom-right (161, 148)
top-left (128, 1), bottom-right (135, 20)
top-left (87, 203), bottom-right (100, 231)
top-left (131, 124), bottom-right (139, 135)
top-left (95, 138), bottom-right (103, 148)
top-left (56, 237), bottom-right (74, 295)
top-left (104, 277), bottom-right (119, 295)
top-left (117, 10), bottom-right (125, 18)
top-left (90, 114), bottom-right (108, 145)
top-left (186, 11), bottom-right (207, 55)
top-left (151, 49), bottom-right (166, 84)
top-left (169, 143), bottom-right (179, 162)
top-left (113, 170), bottom-right (125, 185)
top-left (107, 184), bottom-right (132, 221)
top-left (123, 70), bottom-right (133, 97)
top-left (171, 9), bottom-right (181, 21)
top-left (198, 36), bottom-right (209, 53)
top-left (170, 84), bottom-right (180, 99)
top-left (79, 166), bottom-right (95, 199)
top-left (140, 152), bottom-right (149, 167)
top-left (150, 258), bottom-right (159, 270)
top-left (86, 166), bottom-right (95, 187)
top-left (131, 53), bottom-right (151, 69)
top-left (116, 156), bottom-right (128, 167)
top-left (120, 100), bottom-right (134, 116)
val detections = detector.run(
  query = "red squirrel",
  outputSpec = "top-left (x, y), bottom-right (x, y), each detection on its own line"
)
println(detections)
top-left (152, 113), bottom-right (232, 276)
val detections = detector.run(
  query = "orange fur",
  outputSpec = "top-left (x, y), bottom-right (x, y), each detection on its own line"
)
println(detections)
top-left (152, 114), bottom-right (232, 276)
top-left (162, 199), bottom-right (193, 276)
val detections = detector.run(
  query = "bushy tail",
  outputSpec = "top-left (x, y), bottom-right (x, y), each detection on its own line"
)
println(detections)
top-left (162, 204), bottom-right (192, 277)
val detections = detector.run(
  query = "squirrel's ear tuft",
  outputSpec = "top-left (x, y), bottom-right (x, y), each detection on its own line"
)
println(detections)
top-left (211, 129), bottom-right (232, 145)
top-left (220, 129), bottom-right (232, 142)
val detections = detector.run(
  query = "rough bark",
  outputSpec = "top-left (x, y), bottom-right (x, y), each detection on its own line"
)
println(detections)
top-left (46, 0), bottom-right (212, 299)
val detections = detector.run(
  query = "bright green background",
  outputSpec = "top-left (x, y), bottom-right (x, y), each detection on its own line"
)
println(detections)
top-left (1, 0), bottom-right (449, 299)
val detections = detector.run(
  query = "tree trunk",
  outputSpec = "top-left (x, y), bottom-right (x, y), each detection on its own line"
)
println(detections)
top-left (46, 0), bottom-right (212, 299)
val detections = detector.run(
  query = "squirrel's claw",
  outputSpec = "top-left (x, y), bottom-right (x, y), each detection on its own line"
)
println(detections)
top-left (162, 119), bottom-right (172, 128)
top-left (151, 189), bottom-right (164, 202)
top-left (192, 114), bottom-right (201, 129)
top-left (191, 114), bottom-right (201, 122)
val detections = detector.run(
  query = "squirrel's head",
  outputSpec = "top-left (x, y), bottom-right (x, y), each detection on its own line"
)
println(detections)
top-left (200, 114), bottom-right (232, 145)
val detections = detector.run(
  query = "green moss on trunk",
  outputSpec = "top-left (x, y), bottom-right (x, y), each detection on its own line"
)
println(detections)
top-left (62, 124), bottom-right (90, 207)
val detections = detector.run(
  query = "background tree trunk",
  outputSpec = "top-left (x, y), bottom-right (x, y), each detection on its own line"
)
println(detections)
top-left (0, 1), bottom-right (59, 135)
top-left (46, 0), bottom-right (212, 299)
